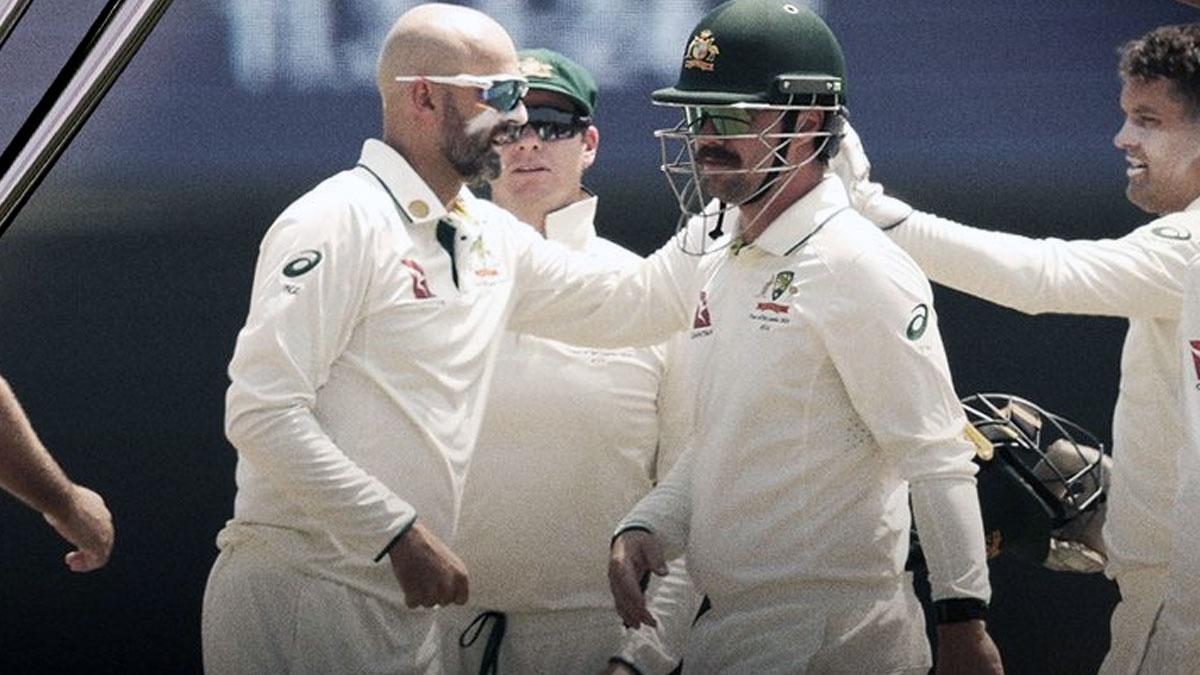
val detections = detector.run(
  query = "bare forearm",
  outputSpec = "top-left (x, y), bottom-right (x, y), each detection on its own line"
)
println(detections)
top-left (0, 376), bottom-right (74, 517)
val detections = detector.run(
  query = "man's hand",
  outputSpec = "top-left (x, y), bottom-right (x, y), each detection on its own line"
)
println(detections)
top-left (828, 122), bottom-right (913, 228)
top-left (608, 529), bottom-right (667, 629)
top-left (43, 484), bottom-right (113, 572)
top-left (936, 620), bottom-right (1004, 675)
top-left (387, 521), bottom-right (469, 608)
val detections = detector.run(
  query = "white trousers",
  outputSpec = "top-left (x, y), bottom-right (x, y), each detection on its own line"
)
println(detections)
top-left (682, 580), bottom-right (930, 674)
top-left (439, 605), bottom-right (624, 674)
top-left (1098, 566), bottom-right (1167, 675)
top-left (202, 537), bottom-right (440, 675)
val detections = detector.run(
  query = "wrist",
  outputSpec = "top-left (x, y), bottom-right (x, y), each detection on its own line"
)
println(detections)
top-left (933, 597), bottom-right (988, 624)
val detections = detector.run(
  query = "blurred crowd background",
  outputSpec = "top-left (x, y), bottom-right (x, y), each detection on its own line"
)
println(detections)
top-left (1, 1), bottom-right (1196, 672)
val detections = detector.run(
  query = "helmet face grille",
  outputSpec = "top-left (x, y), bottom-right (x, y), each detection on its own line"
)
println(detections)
top-left (959, 393), bottom-right (1109, 568)
top-left (654, 102), bottom-right (840, 255)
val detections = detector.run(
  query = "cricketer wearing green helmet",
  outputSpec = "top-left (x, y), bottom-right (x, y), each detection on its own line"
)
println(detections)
top-left (653, 0), bottom-right (848, 255)
top-left (606, 1), bottom-right (1004, 673)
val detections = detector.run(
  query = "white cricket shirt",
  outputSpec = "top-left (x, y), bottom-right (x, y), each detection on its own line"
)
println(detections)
top-left (613, 177), bottom-right (989, 607)
top-left (890, 199), bottom-right (1200, 575)
top-left (1138, 203), bottom-right (1200, 665)
top-left (453, 195), bottom-right (696, 672)
top-left (219, 140), bottom-right (623, 600)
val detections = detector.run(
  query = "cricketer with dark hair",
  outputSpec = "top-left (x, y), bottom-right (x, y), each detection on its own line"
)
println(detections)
top-left (835, 22), bottom-right (1200, 674)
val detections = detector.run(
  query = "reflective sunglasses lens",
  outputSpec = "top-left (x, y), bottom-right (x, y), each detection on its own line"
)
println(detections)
top-left (482, 80), bottom-right (528, 112)
top-left (531, 121), bottom-right (581, 141)
top-left (684, 107), bottom-right (752, 136)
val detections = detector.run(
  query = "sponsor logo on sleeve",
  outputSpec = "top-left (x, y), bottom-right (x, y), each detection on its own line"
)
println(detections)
top-left (905, 304), bottom-right (929, 340)
top-left (283, 249), bottom-right (322, 278)
top-left (1152, 225), bottom-right (1191, 241)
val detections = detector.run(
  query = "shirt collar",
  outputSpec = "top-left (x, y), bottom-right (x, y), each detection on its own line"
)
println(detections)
top-left (747, 174), bottom-right (852, 257)
top-left (1186, 194), bottom-right (1200, 213)
top-left (357, 139), bottom-right (448, 226)
top-left (543, 195), bottom-right (598, 251)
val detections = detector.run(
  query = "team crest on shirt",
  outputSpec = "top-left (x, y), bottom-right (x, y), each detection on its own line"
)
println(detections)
top-left (691, 291), bottom-right (714, 338)
top-left (401, 259), bottom-right (434, 299)
top-left (750, 270), bottom-right (796, 328)
top-left (469, 235), bottom-right (504, 283)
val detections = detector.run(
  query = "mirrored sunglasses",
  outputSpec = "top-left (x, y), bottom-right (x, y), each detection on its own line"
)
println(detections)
top-left (683, 106), bottom-right (753, 136)
top-left (508, 106), bottom-right (590, 142)
top-left (394, 73), bottom-right (529, 112)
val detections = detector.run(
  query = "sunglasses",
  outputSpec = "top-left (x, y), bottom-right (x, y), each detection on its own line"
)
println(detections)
top-left (394, 73), bottom-right (529, 113)
top-left (508, 106), bottom-right (591, 142)
top-left (683, 106), bottom-right (753, 136)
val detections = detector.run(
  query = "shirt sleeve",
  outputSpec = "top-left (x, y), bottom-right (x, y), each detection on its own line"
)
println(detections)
top-left (813, 242), bottom-right (990, 602)
top-left (616, 444), bottom-right (694, 561)
top-left (504, 222), bottom-right (697, 348)
top-left (224, 196), bottom-right (416, 560)
top-left (613, 334), bottom-right (703, 674)
top-left (891, 210), bottom-right (1200, 319)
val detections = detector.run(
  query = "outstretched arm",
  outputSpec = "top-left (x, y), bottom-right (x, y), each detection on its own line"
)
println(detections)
top-left (0, 375), bottom-right (113, 572)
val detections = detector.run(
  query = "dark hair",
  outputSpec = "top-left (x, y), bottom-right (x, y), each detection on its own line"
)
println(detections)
top-left (1118, 23), bottom-right (1200, 117)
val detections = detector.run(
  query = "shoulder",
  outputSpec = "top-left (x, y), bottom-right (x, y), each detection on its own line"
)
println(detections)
top-left (811, 209), bottom-right (930, 295)
top-left (270, 170), bottom-right (387, 241)
top-left (1126, 211), bottom-right (1200, 252)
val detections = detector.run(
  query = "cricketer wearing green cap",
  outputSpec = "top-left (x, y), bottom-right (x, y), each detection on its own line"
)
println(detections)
top-left (443, 48), bottom-right (701, 675)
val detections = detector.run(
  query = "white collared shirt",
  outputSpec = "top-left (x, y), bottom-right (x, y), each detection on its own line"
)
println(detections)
top-left (454, 194), bottom-right (698, 672)
top-left (604, 176), bottom-right (989, 607)
top-left (220, 139), bottom-right (616, 599)
top-left (892, 198), bottom-right (1200, 576)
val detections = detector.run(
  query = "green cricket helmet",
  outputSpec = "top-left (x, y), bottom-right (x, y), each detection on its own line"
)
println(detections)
top-left (654, 0), bottom-right (849, 254)
top-left (653, 0), bottom-right (846, 107)
top-left (907, 393), bottom-right (1110, 575)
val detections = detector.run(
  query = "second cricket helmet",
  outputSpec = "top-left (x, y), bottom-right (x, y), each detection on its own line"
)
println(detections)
top-left (653, 0), bottom-right (848, 253)
top-left (962, 393), bottom-right (1110, 573)
top-left (908, 393), bottom-right (1110, 575)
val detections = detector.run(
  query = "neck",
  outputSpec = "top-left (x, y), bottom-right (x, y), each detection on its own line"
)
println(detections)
top-left (738, 162), bottom-right (823, 243)
top-left (383, 131), bottom-right (464, 208)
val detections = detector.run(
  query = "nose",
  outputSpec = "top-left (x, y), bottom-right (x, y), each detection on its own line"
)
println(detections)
top-left (1113, 118), bottom-right (1135, 151)
top-left (514, 124), bottom-right (541, 150)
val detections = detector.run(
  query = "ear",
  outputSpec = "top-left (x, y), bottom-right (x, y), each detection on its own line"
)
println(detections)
top-left (580, 125), bottom-right (600, 171)
top-left (405, 80), bottom-right (440, 124)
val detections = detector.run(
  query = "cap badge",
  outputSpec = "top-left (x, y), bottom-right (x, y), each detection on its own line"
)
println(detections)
top-left (518, 57), bottom-right (555, 79)
top-left (684, 30), bottom-right (719, 71)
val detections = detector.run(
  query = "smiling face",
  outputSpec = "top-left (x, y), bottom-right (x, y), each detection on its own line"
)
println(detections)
top-left (490, 89), bottom-right (597, 231)
top-left (1114, 76), bottom-right (1200, 215)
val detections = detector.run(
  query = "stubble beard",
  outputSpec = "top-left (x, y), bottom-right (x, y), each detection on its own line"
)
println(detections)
top-left (443, 103), bottom-right (503, 184)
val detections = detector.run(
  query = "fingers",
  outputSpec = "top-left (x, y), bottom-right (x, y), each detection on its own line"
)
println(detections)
top-left (608, 534), bottom-right (660, 629)
top-left (46, 486), bottom-right (114, 572)
top-left (65, 550), bottom-right (105, 573)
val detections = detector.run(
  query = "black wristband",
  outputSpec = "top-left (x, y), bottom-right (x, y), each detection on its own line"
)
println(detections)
top-left (933, 598), bottom-right (988, 624)
top-left (372, 515), bottom-right (417, 563)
